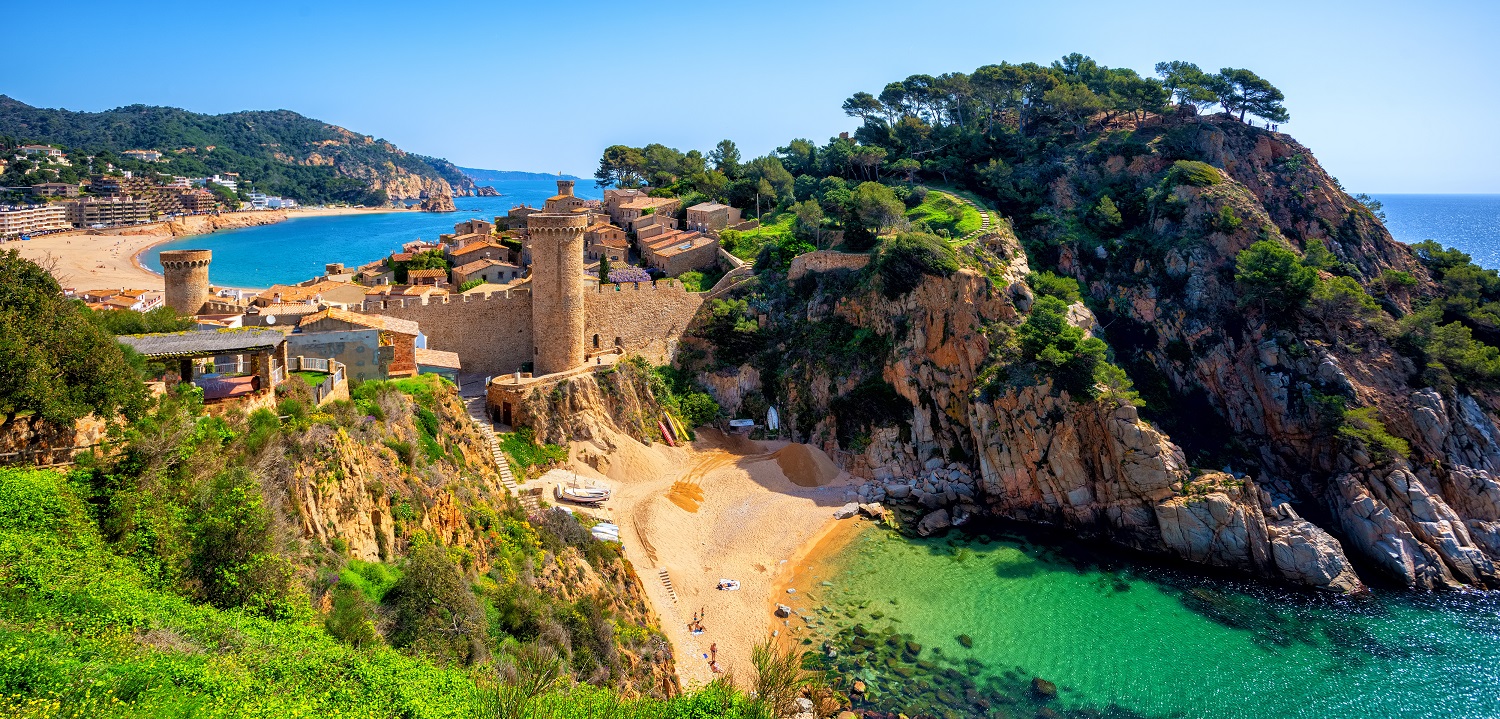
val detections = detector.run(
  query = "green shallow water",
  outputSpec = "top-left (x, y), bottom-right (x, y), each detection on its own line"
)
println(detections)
top-left (794, 524), bottom-right (1500, 719)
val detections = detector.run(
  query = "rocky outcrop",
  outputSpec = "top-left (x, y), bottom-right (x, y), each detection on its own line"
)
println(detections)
top-left (418, 193), bottom-right (456, 212)
top-left (513, 360), bottom-right (669, 448)
top-left (475, 185), bottom-right (501, 197)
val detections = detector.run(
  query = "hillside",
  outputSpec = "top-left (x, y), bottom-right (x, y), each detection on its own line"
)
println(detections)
top-left (0, 95), bottom-right (476, 204)
top-left (459, 167), bottom-right (587, 183)
top-left (598, 55), bottom-right (1500, 594)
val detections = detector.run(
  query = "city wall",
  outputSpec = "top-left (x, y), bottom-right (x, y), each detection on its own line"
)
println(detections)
top-left (353, 289), bottom-right (535, 378)
top-left (786, 250), bottom-right (871, 281)
top-left (584, 281), bottom-right (706, 365)
top-left (347, 281), bottom-right (708, 378)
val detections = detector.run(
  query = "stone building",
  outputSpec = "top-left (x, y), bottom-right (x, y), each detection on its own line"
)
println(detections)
top-left (640, 230), bottom-right (719, 276)
top-left (584, 222), bottom-right (628, 263)
top-left (453, 258), bottom-right (522, 287)
top-left (527, 212), bottom-right (588, 375)
top-left (685, 201), bottom-right (741, 233)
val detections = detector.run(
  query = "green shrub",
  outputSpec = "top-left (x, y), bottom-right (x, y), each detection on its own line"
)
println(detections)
top-left (1235, 240), bottom-right (1317, 317)
top-left (385, 543), bottom-right (489, 666)
top-left (1167, 160), bottom-right (1221, 187)
top-left (1427, 321), bottom-right (1500, 388)
top-left (1018, 296), bottom-right (1109, 398)
top-left (1337, 407), bottom-right (1409, 461)
top-left (1026, 271), bottom-right (1082, 303)
top-left (699, 299), bottom-right (763, 367)
top-left (872, 231), bottom-right (959, 299)
top-left (325, 582), bottom-right (380, 648)
top-left (457, 277), bottom-right (485, 292)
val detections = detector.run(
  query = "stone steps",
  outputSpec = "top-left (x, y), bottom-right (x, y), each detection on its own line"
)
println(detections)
top-left (463, 396), bottom-right (519, 492)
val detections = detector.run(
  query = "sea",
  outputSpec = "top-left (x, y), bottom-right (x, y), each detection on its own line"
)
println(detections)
top-left (142, 177), bottom-right (599, 288)
top-left (149, 189), bottom-right (1500, 717)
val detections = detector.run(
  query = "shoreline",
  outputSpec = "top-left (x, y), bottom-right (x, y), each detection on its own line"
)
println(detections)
top-left (11, 206), bottom-right (406, 293)
top-left (770, 515), bottom-right (869, 647)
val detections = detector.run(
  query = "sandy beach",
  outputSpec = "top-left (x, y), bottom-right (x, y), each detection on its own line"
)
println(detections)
top-left (7, 206), bottom-right (406, 292)
top-left (546, 428), bottom-right (854, 689)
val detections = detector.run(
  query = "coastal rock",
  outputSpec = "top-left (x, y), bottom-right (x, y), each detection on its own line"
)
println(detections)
top-left (475, 185), bottom-right (501, 197)
top-left (418, 193), bottom-right (456, 212)
top-left (775, 604), bottom-right (792, 618)
top-left (916, 509), bottom-right (951, 537)
top-left (833, 503), bottom-right (860, 520)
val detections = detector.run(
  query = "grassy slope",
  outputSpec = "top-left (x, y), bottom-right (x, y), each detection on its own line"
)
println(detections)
top-left (905, 191), bottom-right (981, 238)
top-left (0, 467), bottom-right (761, 718)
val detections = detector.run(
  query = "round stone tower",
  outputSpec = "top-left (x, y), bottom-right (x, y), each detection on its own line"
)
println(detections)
top-left (159, 249), bottom-right (212, 316)
top-left (527, 213), bottom-right (587, 375)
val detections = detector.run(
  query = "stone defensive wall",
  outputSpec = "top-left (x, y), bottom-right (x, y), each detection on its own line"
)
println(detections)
top-left (347, 280), bottom-right (707, 377)
top-left (351, 288), bottom-right (534, 378)
top-left (786, 250), bottom-right (871, 281)
top-left (584, 280), bottom-right (706, 366)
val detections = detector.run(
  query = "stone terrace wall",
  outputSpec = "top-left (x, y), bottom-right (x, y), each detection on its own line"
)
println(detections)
top-left (787, 250), bottom-right (870, 281)
top-left (585, 281), bottom-right (706, 365)
top-left (352, 289), bottom-right (534, 378)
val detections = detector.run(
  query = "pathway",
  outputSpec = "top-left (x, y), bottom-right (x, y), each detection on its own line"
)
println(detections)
top-left (461, 395), bottom-right (519, 493)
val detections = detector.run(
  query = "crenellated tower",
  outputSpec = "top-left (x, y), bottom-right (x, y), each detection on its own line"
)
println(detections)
top-left (159, 249), bottom-right (212, 316)
top-left (527, 213), bottom-right (587, 374)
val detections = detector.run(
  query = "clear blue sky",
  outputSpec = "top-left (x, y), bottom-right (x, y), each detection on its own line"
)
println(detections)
top-left (8, 0), bottom-right (1496, 193)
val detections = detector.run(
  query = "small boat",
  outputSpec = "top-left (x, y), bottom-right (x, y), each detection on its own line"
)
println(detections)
top-left (728, 419), bottom-right (755, 429)
top-left (658, 419), bottom-right (676, 447)
top-left (553, 475), bottom-right (612, 505)
top-left (590, 523), bottom-right (620, 542)
top-left (767, 407), bottom-right (780, 431)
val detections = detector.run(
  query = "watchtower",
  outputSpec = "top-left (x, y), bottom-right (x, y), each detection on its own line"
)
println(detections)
top-left (160, 249), bottom-right (212, 316)
top-left (527, 213), bottom-right (587, 374)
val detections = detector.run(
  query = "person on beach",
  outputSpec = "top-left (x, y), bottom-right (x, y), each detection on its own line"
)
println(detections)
top-left (710, 643), bottom-right (717, 662)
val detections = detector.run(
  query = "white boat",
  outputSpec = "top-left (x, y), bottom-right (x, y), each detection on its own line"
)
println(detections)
top-left (728, 419), bottom-right (755, 429)
top-left (767, 407), bottom-right (780, 431)
top-left (590, 523), bottom-right (620, 542)
top-left (553, 475), bottom-right (612, 505)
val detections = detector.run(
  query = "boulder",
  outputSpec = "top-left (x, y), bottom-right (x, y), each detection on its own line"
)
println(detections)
top-left (1031, 677), bottom-right (1058, 699)
top-left (859, 502), bottom-right (889, 520)
top-left (833, 502), bottom-right (860, 520)
top-left (916, 509), bottom-right (951, 536)
top-left (775, 604), bottom-right (792, 618)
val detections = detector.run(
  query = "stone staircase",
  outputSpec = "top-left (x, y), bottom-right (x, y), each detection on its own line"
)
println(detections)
top-left (463, 396), bottom-right (518, 493)
top-left (950, 192), bottom-right (995, 242)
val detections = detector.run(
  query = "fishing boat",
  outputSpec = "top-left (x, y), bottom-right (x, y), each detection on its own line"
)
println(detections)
top-left (553, 474), bottom-right (612, 505)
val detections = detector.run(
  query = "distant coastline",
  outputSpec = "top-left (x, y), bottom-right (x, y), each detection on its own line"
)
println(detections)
top-left (459, 167), bottom-right (588, 184)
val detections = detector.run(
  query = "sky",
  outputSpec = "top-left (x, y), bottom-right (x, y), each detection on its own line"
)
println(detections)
top-left (7, 0), bottom-right (1497, 193)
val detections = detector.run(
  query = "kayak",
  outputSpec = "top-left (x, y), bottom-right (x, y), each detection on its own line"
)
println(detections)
top-left (658, 420), bottom-right (675, 447)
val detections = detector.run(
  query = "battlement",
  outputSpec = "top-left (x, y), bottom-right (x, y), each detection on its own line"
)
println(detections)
top-left (527, 213), bottom-right (588, 232)
top-left (353, 287), bottom-right (533, 311)
top-left (159, 248), bottom-right (212, 269)
top-left (591, 279), bottom-right (700, 295)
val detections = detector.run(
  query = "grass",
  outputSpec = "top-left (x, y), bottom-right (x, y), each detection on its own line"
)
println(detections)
top-left (906, 191), bottom-right (982, 238)
top-left (292, 371), bottom-right (326, 389)
top-left (720, 212), bottom-right (796, 262)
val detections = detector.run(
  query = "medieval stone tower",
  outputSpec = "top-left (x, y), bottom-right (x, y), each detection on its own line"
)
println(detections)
top-left (160, 249), bottom-right (212, 316)
top-left (527, 213), bottom-right (587, 375)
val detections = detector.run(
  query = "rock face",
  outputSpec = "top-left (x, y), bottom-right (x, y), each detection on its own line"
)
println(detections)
top-left (418, 193), bottom-right (457, 212)
top-left (475, 185), bottom-right (501, 197)
top-left (716, 115), bottom-right (1500, 592)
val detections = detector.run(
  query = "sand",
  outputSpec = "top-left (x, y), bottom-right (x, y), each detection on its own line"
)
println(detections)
top-left (772, 443), bottom-right (841, 487)
top-left (7, 206), bottom-right (405, 292)
top-left (553, 429), bottom-right (855, 689)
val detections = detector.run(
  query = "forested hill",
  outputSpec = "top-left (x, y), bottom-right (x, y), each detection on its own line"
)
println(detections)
top-left (0, 95), bottom-right (476, 204)
top-left (458, 167), bottom-right (586, 183)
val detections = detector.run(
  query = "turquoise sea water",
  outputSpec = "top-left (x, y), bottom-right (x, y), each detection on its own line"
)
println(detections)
top-left (143, 178), bottom-right (599, 288)
top-left (801, 524), bottom-right (1500, 719)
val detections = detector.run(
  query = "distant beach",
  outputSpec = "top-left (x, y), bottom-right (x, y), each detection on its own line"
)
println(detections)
top-left (10, 206), bottom-right (403, 293)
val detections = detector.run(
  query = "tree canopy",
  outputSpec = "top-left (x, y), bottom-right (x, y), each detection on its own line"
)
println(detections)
top-left (0, 250), bottom-right (147, 424)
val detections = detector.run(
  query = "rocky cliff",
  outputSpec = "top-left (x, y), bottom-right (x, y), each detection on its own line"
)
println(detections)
top-left (688, 114), bottom-right (1500, 593)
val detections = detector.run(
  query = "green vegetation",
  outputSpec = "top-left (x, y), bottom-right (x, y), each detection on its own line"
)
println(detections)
top-left (643, 360), bottom-right (721, 429)
top-left (870, 231), bottom-right (959, 299)
top-left (1336, 407), bottom-right (1410, 461)
top-left (1167, 160), bottom-right (1222, 187)
top-left (388, 249), bottom-right (449, 284)
top-left (0, 249), bottom-right (147, 424)
top-left (721, 211), bottom-right (797, 263)
top-left (0, 97), bottom-right (470, 204)
top-left (457, 277), bottom-right (485, 292)
top-left (906, 191), bottom-right (981, 237)
top-left (1234, 240), bottom-right (1317, 317)
top-left (497, 427), bottom-right (568, 474)
top-left (1026, 270), bottom-right (1082, 303)
top-left (676, 266), bottom-right (725, 293)
top-left (83, 305), bottom-right (196, 336)
top-left (0, 466), bottom-right (779, 718)
top-left (1017, 295), bottom-right (1110, 398)
top-left (699, 299), bottom-right (764, 367)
